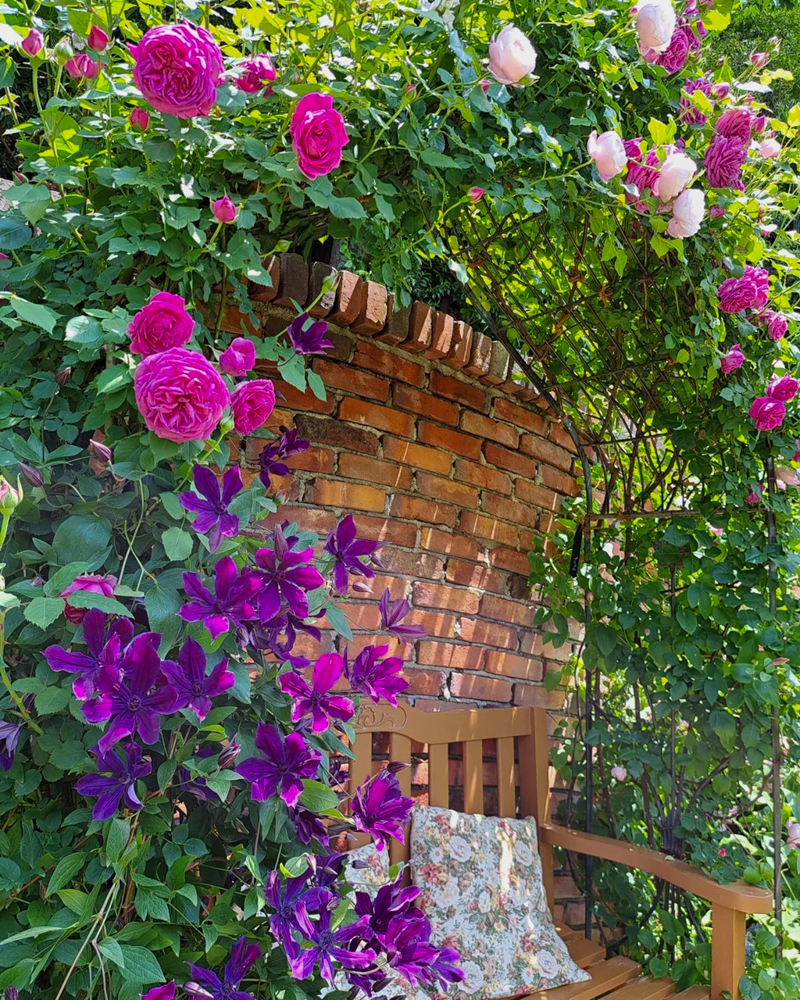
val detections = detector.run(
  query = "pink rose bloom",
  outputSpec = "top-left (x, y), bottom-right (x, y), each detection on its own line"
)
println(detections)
top-left (65, 53), bottom-right (99, 79)
top-left (711, 81), bottom-right (730, 99)
top-left (587, 129), bottom-right (627, 182)
top-left (87, 25), bottom-right (109, 52)
top-left (717, 266), bottom-right (769, 314)
top-left (679, 78), bottom-right (714, 124)
top-left (290, 93), bottom-right (349, 179)
top-left (611, 766), bottom-right (627, 781)
top-left (745, 486), bottom-right (762, 506)
top-left (752, 115), bottom-right (768, 133)
top-left (720, 343), bottom-right (744, 374)
top-left (667, 188), bottom-right (705, 237)
top-left (787, 822), bottom-right (800, 850)
top-left (230, 379), bottom-right (276, 435)
top-left (767, 375), bottom-right (799, 402)
top-left (794, 438), bottom-right (800, 462)
top-left (758, 138), bottom-right (781, 159)
top-left (624, 139), bottom-right (659, 196)
top-left (128, 291), bottom-right (194, 357)
top-left (130, 107), bottom-right (150, 131)
top-left (21, 28), bottom-right (44, 56)
top-left (716, 107), bottom-right (753, 144)
top-left (134, 348), bottom-right (230, 442)
top-left (636, 0), bottom-right (676, 53)
top-left (212, 195), bottom-right (237, 223)
top-left (655, 150), bottom-right (696, 202)
top-left (132, 22), bottom-right (223, 118)
top-left (761, 310), bottom-right (788, 341)
top-left (654, 25), bottom-right (690, 73)
top-left (234, 54), bottom-right (276, 94)
top-left (468, 186), bottom-right (485, 203)
top-left (750, 51), bottom-right (768, 69)
top-left (749, 395), bottom-right (786, 431)
top-left (488, 24), bottom-right (537, 86)
top-left (220, 337), bottom-right (256, 376)
top-left (709, 204), bottom-right (725, 219)
top-left (61, 573), bottom-right (117, 625)
top-left (704, 136), bottom-right (747, 188)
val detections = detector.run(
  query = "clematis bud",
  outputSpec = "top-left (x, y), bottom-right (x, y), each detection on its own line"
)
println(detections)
top-left (18, 462), bottom-right (43, 488)
top-left (184, 984), bottom-right (213, 999)
top-left (750, 51), bottom-right (768, 69)
top-left (87, 25), bottom-right (108, 52)
top-left (53, 36), bottom-right (74, 65)
top-left (387, 761), bottom-right (410, 774)
top-left (218, 740), bottom-right (241, 770)
top-left (212, 195), bottom-right (237, 223)
top-left (130, 107), bottom-right (150, 132)
top-left (21, 28), bottom-right (43, 57)
top-left (0, 477), bottom-right (22, 513)
top-left (87, 438), bottom-right (112, 464)
top-left (55, 367), bottom-right (72, 386)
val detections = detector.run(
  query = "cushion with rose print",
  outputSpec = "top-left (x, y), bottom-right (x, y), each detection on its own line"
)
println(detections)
top-left (409, 805), bottom-right (590, 999)
top-left (344, 840), bottom-right (391, 892)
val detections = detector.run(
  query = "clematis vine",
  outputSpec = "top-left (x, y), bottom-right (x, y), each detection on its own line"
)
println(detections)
top-left (324, 514), bottom-right (382, 593)
top-left (286, 313), bottom-right (334, 355)
top-left (254, 524), bottom-right (325, 621)
top-left (379, 589), bottom-right (427, 644)
top-left (258, 427), bottom-right (310, 488)
top-left (346, 644), bottom-right (408, 705)
top-left (44, 608), bottom-right (134, 699)
top-left (0, 719), bottom-right (21, 771)
top-left (179, 556), bottom-right (261, 640)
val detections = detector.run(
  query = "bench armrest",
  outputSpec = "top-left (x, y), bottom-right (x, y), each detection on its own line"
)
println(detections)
top-left (539, 823), bottom-right (773, 914)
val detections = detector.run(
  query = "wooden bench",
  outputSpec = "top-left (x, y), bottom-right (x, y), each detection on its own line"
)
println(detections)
top-left (349, 702), bottom-right (773, 1000)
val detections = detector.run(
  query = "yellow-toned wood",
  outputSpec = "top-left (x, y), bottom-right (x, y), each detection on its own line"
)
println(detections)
top-left (388, 732), bottom-right (412, 866)
top-left (496, 736), bottom-right (516, 817)
top-left (672, 989), bottom-right (711, 999)
top-left (605, 976), bottom-right (676, 999)
top-left (355, 701), bottom-right (533, 743)
top-left (555, 925), bottom-right (581, 943)
top-left (463, 740), bottom-right (483, 813)
top-left (567, 937), bottom-right (606, 968)
top-left (533, 957), bottom-right (641, 999)
top-left (520, 706), bottom-right (554, 909)
top-left (540, 825), bottom-right (773, 914)
top-left (710, 904), bottom-right (746, 1000)
top-left (428, 744), bottom-right (449, 808)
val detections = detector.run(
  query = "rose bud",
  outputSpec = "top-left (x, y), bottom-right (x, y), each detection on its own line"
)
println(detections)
top-left (0, 477), bottom-right (22, 513)
top-left (468, 186), bottom-right (485, 202)
top-left (87, 25), bottom-right (108, 52)
top-left (21, 29), bottom-right (43, 57)
top-left (130, 107), bottom-right (150, 131)
top-left (212, 195), bottom-right (238, 223)
top-left (55, 366), bottom-right (72, 385)
top-left (18, 462), bottom-right (43, 488)
top-left (53, 36), bottom-right (74, 65)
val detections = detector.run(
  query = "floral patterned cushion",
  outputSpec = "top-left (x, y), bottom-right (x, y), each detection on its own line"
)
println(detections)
top-left (344, 841), bottom-right (390, 893)
top-left (409, 805), bottom-right (590, 999)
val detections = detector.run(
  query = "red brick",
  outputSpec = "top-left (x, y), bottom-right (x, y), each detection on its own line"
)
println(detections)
top-left (261, 474), bottom-right (303, 501)
top-left (484, 650), bottom-right (543, 681)
top-left (376, 294), bottom-right (411, 346)
top-left (329, 271), bottom-right (364, 326)
top-left (454, 460), bottom-right (512, 496)
top-left (463, 333), bottom-right (493, 379)
top-left (520, 435), bottom-right (574, 472)
top-left (313, 360), bottom-right (390, 402)
top-left (425, 312), bottom-right (455, 360)
top-left (445, 322), bottom-right (473, 370)
top-left (263, 406), bottom-right (294, 432)
top-left (419, 528), bottom-right (483, 562)
top-left (274, 253), bottom-right (309, 308)
top-left (494, 398), bottom-right (547, 435)
top-left (383, 437), bottom-right (452, 475)
top-left (540, 465), bottom-right (580, 496)
top-left (481, 492), bottom-right (538, 530)
top-left (481, 341), bottom-right (510, 387)
top-left (489, 547), bottom-right (531, 576)
top-left (513, 683), bottom-right (565, 708)
top-left (461, 411), bottom-right (519, 448)
top-left (354, 573), bottom-right (407, 601)
top-left (450, 673), bottom-right (512, 703)
top-left (307, 262), bottom-right (338, 317)
top-left (417, 641), bottom-right (483, 670)
top-left (352, 515), bottom-right (418, 547)
top-left (405, 669), bottom-right (447, 697)
top-left (286, 446), bottom-right (335, 475)
top-left (339, 398), bottom-right (415, 438)
top-left (479, 593), bottom-right (532, 627)
top-left (338, 453), bottom-right (412, 490)
top-left (250, 255), bottom-right (280, 302)
top-left (521, 631), bottom-right (574, 663)
top-left (514, 479), bottom-right (562, 511)
top-left (213, 303), bottom-right (259, 337)
top-left (404, 302), bottom-right (435, 353)
top-left (390, 495), bottom-right (457, 528)
top-left (295, 415), bottom-right (379, 455)
top-left (413, 610), bottom-right (457, 638)
top-left (430, 371), bottom-right (487, 413)
top-left (417, 422), bottom-right (481, 459)
top-left (413, 582), bottom-right (480, 614)
top-left (483, 442), bottom-right (537, 479)
top-left (458, 617), bottom-right (517, 649)
top-left (353, 342), bottom-right (426, 387)
top-left (417, 473), bottom-right (479, 509)
top-left (379, 548), bottom-right (444, 579)
top-left (306, 479), bottom-right (386, 512)
top-left (445, 558), bottom-right (507, 592)
top-left (549, 422), bottom-right (579, 452)
top-left (458, 511), bottom-right (519, 547)
top-left (343, 634), bottom-right (411, 659)
top-left (393, 385), bottom-right (458, 428)
top-left (260, 505), bottom-right (336, 536)
top-left (352, 281), bottom-right (388, 336)
top-left (335, 602), bottom-right (382, 630)
top-left (273, 380), bottom-right (335, 414)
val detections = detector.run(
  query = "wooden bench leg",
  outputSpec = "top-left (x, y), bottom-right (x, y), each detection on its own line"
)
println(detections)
top-left (711, 904), bottom-right (746, 1000)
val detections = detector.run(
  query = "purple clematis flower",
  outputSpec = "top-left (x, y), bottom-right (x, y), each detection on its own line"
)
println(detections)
top-left (75, 743), bottom-right (152, 821)
top-left (291, 904), bottom-right (375, 982)
top-left (346, 645), bottom-right (408, 706)
top-left (187, 936), bottom-right (261, 1000)
top-left (352, 769), bottom-right (413, 851)
top-left (179, 465), bottom-right (244, 552)
top-left (0, 719), bottom-right (21, 771)
top-left (161, 637), bottom-right (235, 722)
top-left (179, 557), bottom-right (261, 641)
top-left (379, 589), bottom-right (427, 644)
top-left (140, 984), bottom-right (176, 1000)
top-left (236, 723), bottom-right (322, 806)
top-left (254, 525), bottom-right (325, 621)
top-left (279, 653), bottom-right (354, 733)
top-left (265, 870), bottom-right (319, 959)
top-left (286, 313), bottom-right (334, 355)
top-left (257, 427), bottom-right (310, 489)
top-left (44, 608), bottom-right (134, 700)
top-left (288, 805), bottom-right (330, 846)
top-left (81, 635), bottom-right (178, 752)
top-left (324, 515), bottom-right (382, 594)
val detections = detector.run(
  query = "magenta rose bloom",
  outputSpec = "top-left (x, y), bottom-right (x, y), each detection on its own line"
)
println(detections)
top-left (234, 54), bottom-right (276, 94)
top-left (290, 93), bottom-right (349, 179)
top-left (624, 139), bottom-right (659, 197)
top-left (655, 26), bottom-right (691, 73)
top-left (704, 136), bottom-right (747, 188)
top-left (128, 291), bottom-right (194, 357)
top-left (716, 107), bottom-right (753, 144)
top-left (219, 337), bottom-right (256, 376)
top-left (135, 348), bottom-right (230, 443)
top-left (761, 310), bottom-right (788, 341)
top-left (65, 53), bottom-right (100, 80)
top-left (767, 375), bottom-right (799, 402)
top-left (720, 343), bottom-right (744, 374)
top-left (230, 379), bottom-right (276, 435)
top-left (750, 395), bottom-right (786, 431)
top-left (717, 266), bottom-right (769, 314)
top-left (61, 574), bottom-right (117, 625)
top-left (131, 22), bottom-right (223, 118)
top-left (680, 78), bottom-right (714, 125)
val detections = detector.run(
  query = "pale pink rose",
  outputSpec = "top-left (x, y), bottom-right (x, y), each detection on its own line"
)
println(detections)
top-left (587, 130), bottom-right (627, 182)
top-left (775, 467), bottom-right (800, 488)
top-left (488, 24), bottom-right (537, 86)
top-left (758, 138), bottom-right (781, 159)
top-left (787, 822), bottom-right (800, 850)
top-left (666, 187), bottom-right (705, 237)
top-left (655, 150), bottom-right (696, 201)
top-left (611, 766), bottom-right (627, 781)
top-left (636, 0), bottom-right (676, 53)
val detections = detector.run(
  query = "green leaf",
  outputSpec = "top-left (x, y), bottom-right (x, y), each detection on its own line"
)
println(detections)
top-left (66, 591), bottom-right (133, 618)
top-left (106, 818), bottom-right (130, 863)
top-left (0, 858), bottom-right (21, 891)
top-left (9, 297), bottom-right (60, 333)
top-left (160, 492), bottom-right (184, 520)
top-left (594, 624), bottom-right (617, 658)
top-left (676, 608), bottom-right (697, 635)
top-left (0, 217), bottom-right (30, 251)
top-left (145, 139), bottom-right (177, 162)
top-left (65, 315), bottom-right (105, 348)
top-left (96, 366), bottom-right (132, 395)
top-left (23, 597), bottom-right (64, 630)
top-left (117, 945), bottom-right (164, 984)
top-left (324, 602), bottom-right (353, 640)
top-left (97, 937), bottom-right (125, 969)
top-left (35, 686), bottom-right (72, 716)
top-left (52, 515), bottom-right (112, 564)
top-left (300, 779), bottom-right (340, 813)
top-left (46, 853), bottom-right (87, 895)
top-left (328, 197), bottom-right (366, 220)
top-left (162, 527), bottom-right (193, 562)
top-left (421, 148), bottom-right (459, 168)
